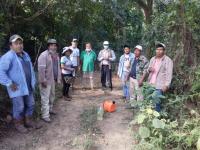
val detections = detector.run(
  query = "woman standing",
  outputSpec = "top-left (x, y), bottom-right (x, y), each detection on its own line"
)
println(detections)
top-left (61, 47), bottom-right (74, 101)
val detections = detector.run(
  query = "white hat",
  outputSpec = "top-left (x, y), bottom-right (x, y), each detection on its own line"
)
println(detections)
top-left (72, 38), bottom-right (78, 42)
top-left (103, 41), bottom-right (109, 45)
top-left (62, 47), bottom-right (72, 54)
top-left (159, 43), bottom-right (166, 48)
top-left (135, 45), bottom-right (143, 51)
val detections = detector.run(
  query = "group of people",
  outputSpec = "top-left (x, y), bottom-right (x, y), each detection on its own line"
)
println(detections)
top-left (0, 34), bottom-right (173, 134)
top-left (118, 44), bottom-right (173, 111)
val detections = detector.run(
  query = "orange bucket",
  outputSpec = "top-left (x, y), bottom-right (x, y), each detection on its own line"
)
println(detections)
top-left (103, 101), bottom-right (116, 112)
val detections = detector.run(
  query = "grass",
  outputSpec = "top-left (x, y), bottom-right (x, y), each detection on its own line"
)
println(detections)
top-left (75, 106), bottom-right (99, 150)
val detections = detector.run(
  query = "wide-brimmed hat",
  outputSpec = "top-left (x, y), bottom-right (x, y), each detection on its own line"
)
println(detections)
top-left (62, 47), bottom-right (72, 54)
top-left (47, 39), bottom-right (58, 45)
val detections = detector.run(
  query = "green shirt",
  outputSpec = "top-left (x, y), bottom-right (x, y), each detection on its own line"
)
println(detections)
top-left (80, 50), bottom-right (97, 72)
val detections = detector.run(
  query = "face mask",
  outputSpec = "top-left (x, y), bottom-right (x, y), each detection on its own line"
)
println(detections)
top-left (86, 48), bottom-right (91, 52)
top-left (104, 45), bottom-right (109, 49)
top-left (72, 42), bottom-right (77, 48)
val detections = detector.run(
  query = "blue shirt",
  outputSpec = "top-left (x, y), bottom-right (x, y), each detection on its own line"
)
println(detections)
top-left (130, 58), bottom-right (138, 79)
top-left (0, 50), bottom-right (36, 98)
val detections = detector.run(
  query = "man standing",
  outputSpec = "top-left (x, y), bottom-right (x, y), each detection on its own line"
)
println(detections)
top-left (0, 34), bottom-right (38, 133)
top-left (80, 42), bottom-right (97, 90)
top-left (118, 45), bottom-right (135, 100)
top-left (98, 41), bottom-right (116, 90)
top-left (69, 38), bottom-right (80, 75)
top-left (128, 45), bottom-right (149, 108)
top-left (147, 43), bottom-right (173, 112)
top-left (38, 39), bottom-right (61, 123)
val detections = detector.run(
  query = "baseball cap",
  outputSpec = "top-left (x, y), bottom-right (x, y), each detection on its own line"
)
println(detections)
top-left (72, 38), bottom-right (78, 42)
top-left (103, 41), bottom-right (109, 45)
top-left (135, 45), bottom-right (143, 51)
top-left (156, 43), bottom-right (166, 49)
top-left (9, 34), bottom-right (23, 43)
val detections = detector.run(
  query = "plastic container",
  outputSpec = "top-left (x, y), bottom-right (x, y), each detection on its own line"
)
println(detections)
top-left (103, 101), bottom-right (116, 112)
top-left (97, 105), bottom-right (104, 121)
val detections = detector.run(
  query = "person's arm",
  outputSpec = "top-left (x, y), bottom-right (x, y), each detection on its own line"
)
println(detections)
top-left (139, 57), bottom-right (149, 86)
top-left (97, 50), bottom-right (104, 61)
top-left (93, 51), bottom-right (97, 61)
top-left (164, 58), bottom-right (173, 91)
top-left (61, 64), bottom-right (74, 71)
top-left (117, 56), bottom-right (123, 77)
top-left (38, 53), bottom-right (47, 87)
top-left (147, 57), bottom-right (154, 73)
top-left (109, 50), bottom-right (116, 61)
top-left (77, 49), bottom-right (80, 67)
top-left (0, 55), bottom-right (14, 87)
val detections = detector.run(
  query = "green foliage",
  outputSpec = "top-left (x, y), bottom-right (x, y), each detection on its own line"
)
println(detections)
top-left (130, 83), bottom-right (165, 109)
top-left (131, 68), bottom-right (200, 150)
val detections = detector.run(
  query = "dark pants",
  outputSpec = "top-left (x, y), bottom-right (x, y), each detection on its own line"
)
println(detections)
top-left (101, 65), bottom-right (112, 90)
top-left (62, 74), bottom-right (72, 96)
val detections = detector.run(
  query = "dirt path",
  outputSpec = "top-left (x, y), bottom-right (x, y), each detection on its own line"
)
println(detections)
top-left (0, 75), bottom-right (134, 150)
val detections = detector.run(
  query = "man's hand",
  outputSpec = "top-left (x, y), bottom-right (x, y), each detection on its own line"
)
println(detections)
top-left (162, 86), bottom-right (168, 93)
top-left (9, 83), bottom-right (18, 91)
top-left (41, 82), bottom-right (47, 88)
top-left (138, 80), bottom-right (143, 87)
top-left (149, 67), bottom-right (155, 73)
top-left (57, 79), bottom-right (62, 84)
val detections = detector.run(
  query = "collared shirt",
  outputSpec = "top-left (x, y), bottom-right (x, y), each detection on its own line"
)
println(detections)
top-left (148, 55), bottom-right (173, 89)
top-left (98, 48), bottom-right (116, 69)
top-left (38, 50), bottom-right (61, 85)
top-left (61, 56), bottom-right (73, 75)
top-left (0, 50), bottom-right (36, 98)
top-left (69, 46), bottom-right (80, 67)
top-left (80, 50), bottom-right (96, 72)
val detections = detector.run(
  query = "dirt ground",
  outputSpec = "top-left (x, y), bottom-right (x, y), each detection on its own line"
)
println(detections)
top-left (0, 73), bottom-right (134, 150)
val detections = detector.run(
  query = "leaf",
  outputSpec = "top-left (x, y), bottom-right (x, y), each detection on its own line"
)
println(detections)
top-left (139, 126), bottom-right (150, 139)
top-left (137, 114), bottom-right (146, 124)
top-left (153, 111), bottom-right (160, 117)
top-left (152, 118), bottom-right (165, 129)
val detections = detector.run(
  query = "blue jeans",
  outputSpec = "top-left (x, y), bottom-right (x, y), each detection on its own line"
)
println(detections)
top-left (122, 72), bottom-right (130, 99)
top-left (123, 84), bottom-right (129, 99)
top-left (155, 89), bottom-right (163, 112)
top-left (11, 92), bottom-right (35, 120)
